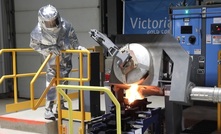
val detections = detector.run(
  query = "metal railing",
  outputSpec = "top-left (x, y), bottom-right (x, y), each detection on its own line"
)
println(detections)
top-left (0, 48), bottom-right (92, 113)
top-left (0, 47), bottom-right (118, 134)
top-left (0, 48), bottom-right (46, 112)
top-left (30, 49), bottom-right (91, 111)
top-left (56, 85), bottom-right (121, 134)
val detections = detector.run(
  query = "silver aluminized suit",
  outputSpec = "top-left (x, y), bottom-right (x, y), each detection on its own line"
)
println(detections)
top-left (29, 4), bottom-right (86, 120)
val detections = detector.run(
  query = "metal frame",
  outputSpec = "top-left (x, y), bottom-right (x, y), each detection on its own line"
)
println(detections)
top-left (0, 48), bottom-right (91, 113)
top-left (56, 85), bottom-right (121, 134)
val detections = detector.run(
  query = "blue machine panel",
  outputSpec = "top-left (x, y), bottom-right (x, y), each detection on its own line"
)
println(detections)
top-left (171, 6), bottom-right (221, 87)
top-left (171, 7), bottom-right (205, 86)
top-left (205, 7), bottom-right (221, 86)
top-left (172, 8), bottom-right (202, 55)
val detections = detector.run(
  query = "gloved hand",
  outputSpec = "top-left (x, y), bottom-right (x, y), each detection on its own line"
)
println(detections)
top-left (47, 68), bottom-right (56, 77)
top-left (78, 46), bottom-right (87, 50)
top-left (48, 46), bottom-right (61, 55)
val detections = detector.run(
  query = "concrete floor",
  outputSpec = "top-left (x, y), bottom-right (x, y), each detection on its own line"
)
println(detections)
top-left (0, 98), bottom-right (18, 115)
top-left (0, 128), bottom-right (40, 134)
top-left (0, 98), bottom-right (46, 134)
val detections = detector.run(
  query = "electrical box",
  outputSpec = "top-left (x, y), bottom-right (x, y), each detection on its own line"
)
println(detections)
top-left (171, 5), bottom-right (221, 87)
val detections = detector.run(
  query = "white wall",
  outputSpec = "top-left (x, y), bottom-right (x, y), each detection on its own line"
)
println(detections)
top-left (14, 0), bottom-right (101, 98)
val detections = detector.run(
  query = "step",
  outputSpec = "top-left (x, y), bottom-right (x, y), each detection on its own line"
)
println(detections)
top-left (0, 128), bottom-right (41, 134)
top-left (0, 107), bottom-right (58, 134)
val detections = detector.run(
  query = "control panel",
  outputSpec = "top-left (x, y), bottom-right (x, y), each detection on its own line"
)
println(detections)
top-left (171, 6), bottom-right (221, 87)
top-left (171, 7), bottom-right (204, 86)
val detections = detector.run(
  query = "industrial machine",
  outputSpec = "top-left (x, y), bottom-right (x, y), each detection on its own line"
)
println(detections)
top-left (87, 29), bottom-right (221, 134)
top-left (170, 5), bottom-right (221, 87)
top-left (89, 30), bottom-right (165, 133)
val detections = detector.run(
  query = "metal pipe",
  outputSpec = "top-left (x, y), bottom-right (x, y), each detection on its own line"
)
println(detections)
top-left (190, 86), bottom-right (221, 102)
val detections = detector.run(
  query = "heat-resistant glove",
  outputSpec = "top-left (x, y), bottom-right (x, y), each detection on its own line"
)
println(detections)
top-left (48, 46), bottom-right (61, 55)
top-left (78, 46), bottom-right (87, 50)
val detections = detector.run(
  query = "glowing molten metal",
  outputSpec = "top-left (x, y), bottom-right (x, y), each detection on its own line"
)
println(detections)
top-left (125, 84), bottom-right (144, 104)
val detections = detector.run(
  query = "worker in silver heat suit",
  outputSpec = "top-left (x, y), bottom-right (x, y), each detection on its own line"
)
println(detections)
top-left (29, 4), bottom-right (86, 120)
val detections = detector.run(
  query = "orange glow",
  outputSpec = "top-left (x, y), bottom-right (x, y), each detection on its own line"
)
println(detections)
top-left (125, 84), bottom-right (144, 104)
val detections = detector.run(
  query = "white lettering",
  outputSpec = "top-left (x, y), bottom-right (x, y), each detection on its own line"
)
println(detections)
top-left (147, 30), bottom-right (160, 34)
top-left (152, 20), bottom-right (158, 29)
top-left (142, 20), bottom-right (147, 29)
top-left (138, 18), bottom-right (141, 28)
top-left (129, 17), bottom-right (170, 30)
top-left (146, 29), bottom-right (170, 34)
top-left (164, 17), bottom-right (168, 28)
top-left (130, 18), bottom-right (138, 29)
top-left (148, 18), bottom-right (152, 29)
top-left (161, 29), bottom-right (170, 34)
top-left (159, 19), bottom-right (164, 29)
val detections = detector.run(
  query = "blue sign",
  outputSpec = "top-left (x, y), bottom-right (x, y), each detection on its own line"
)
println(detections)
top-left (123, 0), bottom-right (196, 34)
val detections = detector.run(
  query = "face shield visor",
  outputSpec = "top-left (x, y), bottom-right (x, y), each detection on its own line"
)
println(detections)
top-left (44, 17), bottom-right (60, 28)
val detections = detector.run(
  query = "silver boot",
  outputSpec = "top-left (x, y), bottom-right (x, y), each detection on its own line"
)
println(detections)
top-left (44, 101), bottom-right (56, 120)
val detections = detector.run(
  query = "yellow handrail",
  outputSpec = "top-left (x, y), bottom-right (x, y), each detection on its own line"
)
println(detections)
top-left (30, 54), bottom-right (52, 109)
top-left (56, 85), bottom-right (122, 134)
top-left (0, 48), bottom-right (90, 112)
top-left (29, 50), bottom-right (91, 110)
top-left (0, 48), bottom-right (35, 104)
top-left (79, 52), bottom-right (85, 134)
top-left (1, 48), bottom-right (99, 133)
top-left (0, 48), bottom-right (34, 54)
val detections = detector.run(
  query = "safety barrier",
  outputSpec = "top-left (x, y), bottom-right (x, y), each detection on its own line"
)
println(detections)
top-left (0, 48), bottom-right (47, 112)
top-left (0, 48), bottom-right (92, 113)
top-left (30, 49), bottom-right (91, 111)
top-left (0, 47), bottom-right (112, 134)
top-left (56, 85), bottom-right (121, 134)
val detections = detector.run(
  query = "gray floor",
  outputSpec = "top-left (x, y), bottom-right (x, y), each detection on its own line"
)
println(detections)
top-left (0, 128), bottom-right (40, 134)
top-left (0, 98), bottom-right (44, 133)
